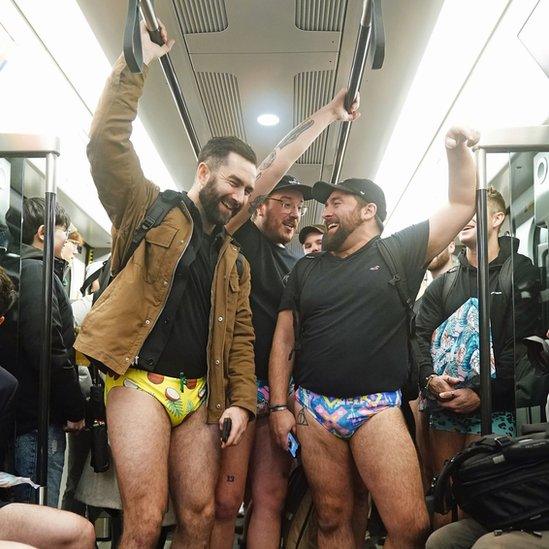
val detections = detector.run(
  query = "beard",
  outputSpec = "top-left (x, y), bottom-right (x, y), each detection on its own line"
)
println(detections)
top-left (199, 176), bottom-right (241, 227)
top-left (322, 206), bottom-right (362, 252)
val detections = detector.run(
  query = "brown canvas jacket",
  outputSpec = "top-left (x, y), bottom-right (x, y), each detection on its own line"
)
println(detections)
top-left (75, 56), bottom-right (256, 423)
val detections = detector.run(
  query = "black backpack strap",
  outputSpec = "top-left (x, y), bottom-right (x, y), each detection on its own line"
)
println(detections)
top-left (441, 266), bottom-right (460, 311)
top-left (120, 189), bottom-right (184, 270)
top-left (376, 239), bottom-right (416, 336)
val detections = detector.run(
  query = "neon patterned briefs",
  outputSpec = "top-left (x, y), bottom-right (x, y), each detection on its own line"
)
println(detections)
top-left (105, 368), bottom-right (206, 428)
top-left (256, 379), bottom-right (295, 417)
top-left (295, 386), bottom-right (402, 439)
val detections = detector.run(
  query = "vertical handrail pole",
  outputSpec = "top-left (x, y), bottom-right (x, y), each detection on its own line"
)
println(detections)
top-left (37, 152), bottom-right (57, 504)
top-left (331, 0), bottom-right (373, 184)
top-left (139, 0), bottom-right (201, 158)
top-left (475, 148), bottom-right (492, 435)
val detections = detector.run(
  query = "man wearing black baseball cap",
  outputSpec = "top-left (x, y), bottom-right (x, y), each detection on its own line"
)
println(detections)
top-left (299, 224), bottom-right (325, 254)
top-left (212, 89), bottom-right (360, 547)
top-left (270, 126), bottom-right (480, 548)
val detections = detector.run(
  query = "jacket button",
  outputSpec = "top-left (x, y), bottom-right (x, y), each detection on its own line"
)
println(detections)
top-left (125, 357), bottom-right (129, 362)
top-left (163, 280), bottom-right (168, 286)
top-left (218, 316), bottom-right (223, 322)
top-left (216, 403), bottom-right (221, 409)
top-left (145, 319), bottom-right (151, 325)
top-left (215, 359), bottom-right (220, 365)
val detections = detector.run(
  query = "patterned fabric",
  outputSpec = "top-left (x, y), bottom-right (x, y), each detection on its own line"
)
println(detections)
top-left (295, 386), bottom-right (401, 440)
top-left (430, 409), bottom-right (516, 437)
top-left (105, 368), bottom-right (206, 427)
top-left (256, 379), bottom-right (295, 417)
top-left (431, 297), bottom-right (496, 383)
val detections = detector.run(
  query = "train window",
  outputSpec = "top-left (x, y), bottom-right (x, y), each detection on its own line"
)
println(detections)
top-left (508, 149), bottom-right (549, 427)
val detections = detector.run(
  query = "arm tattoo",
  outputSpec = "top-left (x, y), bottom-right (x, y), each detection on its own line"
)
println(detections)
top-left (248, 194), bottom-right (267, 215)
top-left (297, 406), bottom-right (309, 426)
top-left (258, 150), bottom-right (277, 173)
top-left (277, 118), bottom-right (314, 150)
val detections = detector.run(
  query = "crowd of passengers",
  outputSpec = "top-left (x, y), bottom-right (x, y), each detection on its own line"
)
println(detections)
top-left (0, 20), bottom-right (548, 549)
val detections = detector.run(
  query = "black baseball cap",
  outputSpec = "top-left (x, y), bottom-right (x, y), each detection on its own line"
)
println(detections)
top-left (312, 178), bottom-right (387, 222)
top-left (298, 224), bottom-right (326, 244)
top-left (270, 175), bottom-right (312, 201)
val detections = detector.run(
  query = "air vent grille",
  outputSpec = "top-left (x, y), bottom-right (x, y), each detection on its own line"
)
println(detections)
top-left (196, 72), bottom-right (246, 141)
top-left (295, 0), bottom-right (346, 32)
top-left (173, 0), bottom-right (228, 34)
top-left (294, 70), bottom-right (335, 164)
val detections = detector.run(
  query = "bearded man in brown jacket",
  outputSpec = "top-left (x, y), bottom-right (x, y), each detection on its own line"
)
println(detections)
top-left (75, 20), bottom-right (356, 548)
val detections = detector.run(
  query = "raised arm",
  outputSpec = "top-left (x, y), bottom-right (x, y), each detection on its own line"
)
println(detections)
top-left (268, 309), bottom-right (296, 451)
top-left (87, 21), bottom-right (173, 227)
top-left (426, 127), bottom-right (480, 263)
top-left (226, 89), bottom-right (360, 233)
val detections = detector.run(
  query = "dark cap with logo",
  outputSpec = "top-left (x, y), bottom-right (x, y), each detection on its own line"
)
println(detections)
top-left (298, 224), bottom-right (326, 244)
top-left (270, 175), bottom-right (312, 201)
top-left (312, 178), bottom-right (387, 222)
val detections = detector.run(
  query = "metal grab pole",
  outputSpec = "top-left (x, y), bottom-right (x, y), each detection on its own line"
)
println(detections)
top-left (139, 0), bottom-right (201, 158)
top-left (475, 148), bottom-right (492, 435)
top-left (37, 152), bottom-right (57, 505)
top-left (331, 0), bottom-right (373, 184)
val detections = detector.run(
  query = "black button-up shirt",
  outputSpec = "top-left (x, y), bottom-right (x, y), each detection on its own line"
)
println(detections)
top-left (138, 193), bottom-right (224, 379)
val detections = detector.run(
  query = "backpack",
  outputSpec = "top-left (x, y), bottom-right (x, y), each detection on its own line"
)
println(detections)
top-left (432, 425), bottom-right (549, 531)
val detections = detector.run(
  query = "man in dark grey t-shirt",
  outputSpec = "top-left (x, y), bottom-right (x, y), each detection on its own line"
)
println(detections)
top-left (269, 126), bottom-right (480, 549)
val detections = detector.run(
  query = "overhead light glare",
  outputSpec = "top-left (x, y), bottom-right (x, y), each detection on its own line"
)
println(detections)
top-left (257, 113), bottom-right (280, 126)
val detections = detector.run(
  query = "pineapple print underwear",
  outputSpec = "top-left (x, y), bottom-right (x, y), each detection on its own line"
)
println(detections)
top-left (105, 368), bottom-right (207, 427)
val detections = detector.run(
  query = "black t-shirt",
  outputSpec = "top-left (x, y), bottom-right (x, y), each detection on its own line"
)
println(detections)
top-left (139, 196), bottom-right (221, 379)
top-left (235, 220), bottom-right (300, 380)
top-left (279, 221), bottom-right (429, 397)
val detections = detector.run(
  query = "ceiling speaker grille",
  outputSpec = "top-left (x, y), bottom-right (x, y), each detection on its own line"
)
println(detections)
top-left (173, 0), bottom-right (228, 34)
top-left (295, 0), bottom-right (346, 31)
top-left (294, 70), bottom-right (335, 164)
top-left (196, 72), bottom-right (246, 141)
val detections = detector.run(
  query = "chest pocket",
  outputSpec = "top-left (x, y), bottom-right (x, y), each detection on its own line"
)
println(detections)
top-left (144, 224), bottom-right (178, 283)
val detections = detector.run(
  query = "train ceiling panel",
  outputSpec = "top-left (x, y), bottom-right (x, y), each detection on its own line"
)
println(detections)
top-left (295, 0), bottom-right (347, 32)
top-left (294, 70), bottom-right (335, 165)
top-left (77, 0), bottom-right (443, 193)
top-left (172, 0), bottom-right (229, 34)
top-left (195, 72), bottom-right (247, 141)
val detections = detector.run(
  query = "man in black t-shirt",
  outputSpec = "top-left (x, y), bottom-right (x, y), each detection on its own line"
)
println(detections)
top-left (269, 126), bottom-right (480, 548)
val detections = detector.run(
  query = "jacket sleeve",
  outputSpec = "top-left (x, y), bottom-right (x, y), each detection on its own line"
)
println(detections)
top-left (492, 258), bottom-right (541, 411)
top-left (21, 263), bottom-right (85, 422)
top-left (87, 55), bottom-right (159, 272)
top-left (227, 260), bottom-right (257, 419)
top-left (415, 276), bottom-right (446, 387)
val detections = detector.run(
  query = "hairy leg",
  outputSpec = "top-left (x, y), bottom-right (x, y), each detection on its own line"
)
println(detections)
top-left (350, 408), bottom-right (430, 549)
top-left (296, 405), bottom-right (355, 549)
top-left (247, 416), bottom-right (293, 549)
top-left (107, 386), bottom-right (171, 548)
top-left (168, 404), bottom-right (220, 549)
top-left (210, 421), bottom-right (255, 549)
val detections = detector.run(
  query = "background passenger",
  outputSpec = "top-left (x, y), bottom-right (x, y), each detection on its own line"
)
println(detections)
top-left (12, 198), bottom-right (85, 507)
top-left (416, 188), bottom-right (540, 528)
top-left (299, 224), bottom-right (325, 255)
